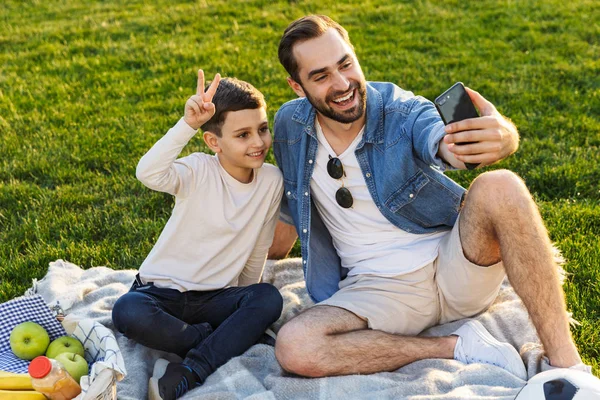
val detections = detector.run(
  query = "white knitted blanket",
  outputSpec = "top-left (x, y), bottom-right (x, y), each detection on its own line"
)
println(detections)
top-left (30, 258), bottom-right (557, 399)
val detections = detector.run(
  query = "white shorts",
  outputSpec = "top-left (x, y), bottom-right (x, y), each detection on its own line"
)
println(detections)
top-left (318, 217), bottom-right (506, 335)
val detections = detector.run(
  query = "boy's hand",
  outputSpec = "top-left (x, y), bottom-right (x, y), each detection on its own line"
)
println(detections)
top-left (184, 69), bottom-right (221, 130)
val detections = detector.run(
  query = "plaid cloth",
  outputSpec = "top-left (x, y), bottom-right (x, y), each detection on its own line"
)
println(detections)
top-left (73, 320), bottom-right (126, 399)
top-left (0, 294), bottom-right (67, 373)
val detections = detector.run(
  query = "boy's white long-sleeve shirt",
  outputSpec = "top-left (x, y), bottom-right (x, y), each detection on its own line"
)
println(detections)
top-left (137, 118), bottom-right (283, 292)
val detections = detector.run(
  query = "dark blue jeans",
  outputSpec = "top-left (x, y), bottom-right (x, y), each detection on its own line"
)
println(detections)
top-left (111, 275), bottom-right (283, 382)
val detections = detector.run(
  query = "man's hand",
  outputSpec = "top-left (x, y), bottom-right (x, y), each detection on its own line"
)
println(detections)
top-left (441, 87), bottom-right (519, 168)
top-left (184, 69), bottom-right (221, 130)
top-left (267, 221), bottom-right (298, 260)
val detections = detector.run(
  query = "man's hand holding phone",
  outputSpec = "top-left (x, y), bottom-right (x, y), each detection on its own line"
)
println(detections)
top-left (436, 84), bottom-right (520, 169)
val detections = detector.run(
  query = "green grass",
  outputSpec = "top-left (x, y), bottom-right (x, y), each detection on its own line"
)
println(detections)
top-left (1, 0), bottom-right (598, 373)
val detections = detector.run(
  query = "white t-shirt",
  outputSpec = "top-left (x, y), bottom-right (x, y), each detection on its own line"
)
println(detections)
top-left (137, 118), bottom-right (283, 291)
top-left (310, 120), bottom-right (448, 276)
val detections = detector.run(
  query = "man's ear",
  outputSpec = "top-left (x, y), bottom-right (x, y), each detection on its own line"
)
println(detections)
top-left (287, 77), bottom-right (306, 98)
top-left (203, 131), bottom-right (221, 153)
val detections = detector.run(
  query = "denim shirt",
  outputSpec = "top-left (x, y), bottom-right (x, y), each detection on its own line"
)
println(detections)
top-left (273, 82), bottom-right (466, 303)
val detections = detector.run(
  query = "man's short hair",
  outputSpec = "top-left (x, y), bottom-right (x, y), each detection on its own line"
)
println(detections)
top-left (201, 78), bottom-right (266, 137)
top-left (278, 15), bottom-right (354, 83)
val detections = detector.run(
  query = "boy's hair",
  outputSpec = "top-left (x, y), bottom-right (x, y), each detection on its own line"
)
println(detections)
top-left (201, 78), bottom-right (266, 137)
top-left (278, 15), bottom-right (354, 83)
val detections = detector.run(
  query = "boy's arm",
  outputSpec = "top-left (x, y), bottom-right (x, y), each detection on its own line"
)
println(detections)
top-left (238, 181), bottom-right (284, 286)
top-left (136, 119), bottom-right (203, 196)
top-left (136, 70), bottom-right (221, 196)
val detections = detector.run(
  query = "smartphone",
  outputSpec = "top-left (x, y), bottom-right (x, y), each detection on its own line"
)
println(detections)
top-left (434, 82), bottom-right (479, 170)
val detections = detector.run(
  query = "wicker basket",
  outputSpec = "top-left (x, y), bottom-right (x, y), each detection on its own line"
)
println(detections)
top-left (82, 369), bottom-right (117, 400)
top-left (67, 318), bottom-right (124, 400)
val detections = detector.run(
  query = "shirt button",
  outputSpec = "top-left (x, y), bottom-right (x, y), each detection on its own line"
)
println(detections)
top-left (303, 260), bottom-right (307, 264)
top-left (409, 193), bottom-right (414, 198)
top-left (303, 229), bottom-right (307, 233)
top-left (287, 191), bottom-right (291, 196)
top-left (308, 159), bottom-right (313, 164)
top-left (304, 192), bottom-right (308, 196)
top-left (366, 173), bottom-right (371, 178)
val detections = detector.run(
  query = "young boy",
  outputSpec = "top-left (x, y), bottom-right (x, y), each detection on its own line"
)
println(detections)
top-left (112, 70), bottom-right (284, 400)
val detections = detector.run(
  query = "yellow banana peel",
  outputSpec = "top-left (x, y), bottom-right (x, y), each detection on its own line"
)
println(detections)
top-left (0, 370), bottom-right (34, 390)
top-left (0, 389), bottom-right (46, 400)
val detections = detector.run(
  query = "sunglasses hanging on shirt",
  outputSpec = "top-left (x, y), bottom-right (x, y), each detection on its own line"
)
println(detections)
top-left (327, 155), bottom-right (354, 209)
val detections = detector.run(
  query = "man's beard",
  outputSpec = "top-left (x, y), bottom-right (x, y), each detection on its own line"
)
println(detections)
top-left (303, 80), bottom-right (367, 124)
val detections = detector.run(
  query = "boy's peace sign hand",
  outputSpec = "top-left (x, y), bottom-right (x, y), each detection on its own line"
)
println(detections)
top-left (184, 69), bottom-right (221, 130)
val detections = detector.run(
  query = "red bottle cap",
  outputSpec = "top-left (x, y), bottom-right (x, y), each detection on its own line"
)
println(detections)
top-left (28, 356), bottom-right (52, 378)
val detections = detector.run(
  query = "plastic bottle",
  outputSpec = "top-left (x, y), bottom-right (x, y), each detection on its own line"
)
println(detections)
top-left (28, 356), bottom-right (82, 400)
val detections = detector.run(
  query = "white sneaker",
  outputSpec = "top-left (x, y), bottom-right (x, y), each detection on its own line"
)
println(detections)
top-left (452, 320), bottom-right (528, 380)
top-left (148, 358), bottom-right (169, 400)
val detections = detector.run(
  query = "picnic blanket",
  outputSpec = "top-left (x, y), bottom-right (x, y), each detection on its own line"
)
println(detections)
top-left (27, 257), bottom-right (563, 399)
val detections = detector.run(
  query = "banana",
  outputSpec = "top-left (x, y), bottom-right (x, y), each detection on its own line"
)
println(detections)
top-left (0, 389), bottom-right (46, 400)
top-left (0, 371), bottom-right (33, 390)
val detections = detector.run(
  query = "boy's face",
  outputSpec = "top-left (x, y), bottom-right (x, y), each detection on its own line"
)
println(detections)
top-left (211, 107), bottom-right (271, 182)
top-left (288, 28), bottom-right (367, 124)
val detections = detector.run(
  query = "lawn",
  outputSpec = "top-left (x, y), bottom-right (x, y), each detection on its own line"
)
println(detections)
top-left (1, 0), bottom-right (598, 373)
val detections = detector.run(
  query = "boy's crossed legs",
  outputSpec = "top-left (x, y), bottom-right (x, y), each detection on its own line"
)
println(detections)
top-left (112, 280), bottom-right (282, 400)
top-left (275, 170), bottom-right (583, 378)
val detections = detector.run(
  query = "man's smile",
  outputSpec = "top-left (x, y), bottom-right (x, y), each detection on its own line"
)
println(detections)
top-left (330, 88), bottom-right (357, 109)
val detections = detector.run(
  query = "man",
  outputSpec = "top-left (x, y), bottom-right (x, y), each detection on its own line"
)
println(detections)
top-left (268, 14), bottom-right (589, 379)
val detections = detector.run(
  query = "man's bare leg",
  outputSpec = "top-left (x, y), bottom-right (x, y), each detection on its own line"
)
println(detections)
top-left (275, 305), bottom-right (456, 377)
top-left (276, 169), bottom-right (582, 377)
top-left (459, 169), bottom-right (582, 368)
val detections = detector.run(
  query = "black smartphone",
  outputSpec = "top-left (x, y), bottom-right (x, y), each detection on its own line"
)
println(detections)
top-left (434, 82), bottom-right (479, 170)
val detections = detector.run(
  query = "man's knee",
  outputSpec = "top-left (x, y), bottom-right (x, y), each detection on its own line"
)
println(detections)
top-left (275, 319), bottom-right (328, 377)
top-left (471, 169), bottom-right (526, 195)
top-left (468, 169), bottom-right (530, 212)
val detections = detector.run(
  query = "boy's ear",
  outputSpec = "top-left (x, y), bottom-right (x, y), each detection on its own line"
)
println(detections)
top-left (203, 131), bottom-right (221, 153)
top-left (287, 77), bottom-right (306, 98)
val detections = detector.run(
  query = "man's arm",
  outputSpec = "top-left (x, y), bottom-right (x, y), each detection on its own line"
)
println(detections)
top-left (238, 184), bottom-right (284, 286)
top-left (267, 220), bottom-right (298, 260)
top-left (438, 87), bottom-right (519, 169)
top-left (268, 105), bottom-right (299, 260)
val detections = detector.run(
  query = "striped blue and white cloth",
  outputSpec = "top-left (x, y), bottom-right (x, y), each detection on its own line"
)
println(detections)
top-left (0, 294), bottom-right (67, 373)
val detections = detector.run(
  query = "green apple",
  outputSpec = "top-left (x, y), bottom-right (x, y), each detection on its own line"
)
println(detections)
top-left (9, 322), bottom-right (50, 360)
top-left (46, 336), bottom-right (85, 359)
top-left (55, 352), bottom-right (89, 384)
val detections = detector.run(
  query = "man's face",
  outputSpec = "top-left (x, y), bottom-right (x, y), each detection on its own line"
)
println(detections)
top-left (213, 107), bottom-right (272, 181)
top-left (290, 28), bottom-right (367, 124)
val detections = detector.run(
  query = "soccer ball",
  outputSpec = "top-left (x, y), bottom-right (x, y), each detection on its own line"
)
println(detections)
top-left (515, 369), bottom-right (600, 399)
